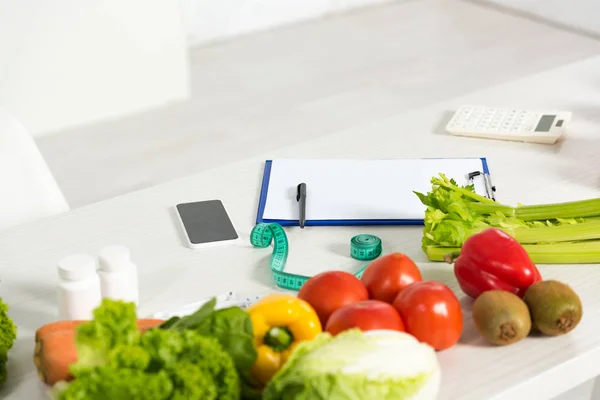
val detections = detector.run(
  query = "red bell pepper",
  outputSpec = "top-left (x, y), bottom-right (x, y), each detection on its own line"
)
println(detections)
top-left (448, 228), bottom-right (542, 299)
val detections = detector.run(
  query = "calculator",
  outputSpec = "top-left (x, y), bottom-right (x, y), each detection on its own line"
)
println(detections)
top-left (445, 105), bottom-right (571, 144)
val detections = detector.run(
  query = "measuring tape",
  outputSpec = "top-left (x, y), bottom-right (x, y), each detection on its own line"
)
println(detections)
top-left (250, 223), bottom-right (382, 291)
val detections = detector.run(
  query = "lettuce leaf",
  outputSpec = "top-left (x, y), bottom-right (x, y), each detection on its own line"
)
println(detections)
top-left (263, 329), bottom-right (440, 400)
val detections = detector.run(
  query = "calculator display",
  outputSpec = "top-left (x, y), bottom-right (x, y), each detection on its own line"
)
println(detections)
top-left (535, 115), bottom-right (556, 132)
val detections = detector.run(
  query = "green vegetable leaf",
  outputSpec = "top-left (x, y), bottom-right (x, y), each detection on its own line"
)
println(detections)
top-left (55, 367), bottom-right (174, 400)
top-left (107, 344), bottom-right (151, 371)
top-left (0, 299), bottom-right (17, 354)
top-left (195, 307), bottom-right (258, 374)
top-left (416, 173), bottom-right (600, 261)
top-left (0, 350), bottom-right (7, 388)
top-left (58, 299), bottom-right (242, 400)
top-left (162, 299), bottom-right (258, 381)
top-left (0, 298), bottom-right (17, 387)
top-left (140, 328), bottom-right (241, 400)
top-left (413, 191), bottom-right (430, 207)
top-left (70, 299), bottom-right (140, 376)
top-left (164, 297), bottom-right (217, 331)
top-left (169, 362), bottom-right (218, 399)
top-left (263, 329), bottom-right (439, 400)
top-left (158, 316), bottom-right (181, 330)
top-left (240, 381), bottom-right (264, 400)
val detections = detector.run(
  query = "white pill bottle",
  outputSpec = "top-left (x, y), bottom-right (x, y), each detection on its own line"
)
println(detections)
top-left (57, 254), bottom-right (103, 320)
top-left (97, 245), bottom-right (139, 306)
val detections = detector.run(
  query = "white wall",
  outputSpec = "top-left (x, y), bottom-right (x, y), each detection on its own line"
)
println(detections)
top-left (180, 0), bottom-right (396, 46)
top-left (0, 0), bottom-right (190, 138)
top-left (0, 0), bottom-right (394, 138)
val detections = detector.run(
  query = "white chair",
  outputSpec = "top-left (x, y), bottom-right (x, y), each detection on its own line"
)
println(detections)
top-left (0, 107), bottom-right (69, 231)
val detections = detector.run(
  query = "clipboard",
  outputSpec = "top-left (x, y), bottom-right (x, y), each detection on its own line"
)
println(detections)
top-left (256, 158), bottom-right (494, 227)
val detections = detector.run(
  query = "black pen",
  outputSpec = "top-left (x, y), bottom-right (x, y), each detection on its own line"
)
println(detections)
top-left (296, 183), bottom-right (307, 229)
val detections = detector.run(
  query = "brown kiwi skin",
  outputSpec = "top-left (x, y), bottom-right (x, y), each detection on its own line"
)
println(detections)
top-left (523, 280), bottom-right (583, 336)
top-left (472, 290), bottom-right (532, 346)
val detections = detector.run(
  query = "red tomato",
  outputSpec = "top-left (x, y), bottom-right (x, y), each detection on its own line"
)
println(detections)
top-left (298, 271), bottom-right (369, 327)
top-left (392, 281), bottom-right (463, 351)
top-left (360, 253), bottom-right (422, 303)
top-left (325, 300), bottom-right (405, 335)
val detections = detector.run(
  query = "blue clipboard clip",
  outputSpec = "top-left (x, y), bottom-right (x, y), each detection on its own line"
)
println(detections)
top-left (468, 171), bottom-right (496, 201)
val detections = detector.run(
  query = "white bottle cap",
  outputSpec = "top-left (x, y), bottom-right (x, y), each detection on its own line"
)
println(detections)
top-left (98, 245), bottom-right (131, 272)
top-left (58, 254), bottom-right (97, 281)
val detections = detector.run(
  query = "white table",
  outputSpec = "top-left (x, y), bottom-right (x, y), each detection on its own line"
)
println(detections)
top-left (2, 56), bottom-right (600, 400)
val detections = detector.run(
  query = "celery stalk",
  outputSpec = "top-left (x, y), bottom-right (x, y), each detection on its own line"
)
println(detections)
top-left (415, 173), bottom-right (600, 256)
top-left (510, 220), bottom-right (600, 243)
top-left (424, 246), bottom-right (460, 262)
top-left (425, 241), bottom-right (600, 264)
top-left (516, 198), bottom-right (600, 220)
top-left (524, 242), bottom-right (600, 264)
top-left (470, 198), bottom-right (600, 221)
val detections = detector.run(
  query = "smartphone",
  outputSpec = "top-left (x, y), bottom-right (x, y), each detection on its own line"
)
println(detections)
top-left (175, 200), bottom-right (239, 249)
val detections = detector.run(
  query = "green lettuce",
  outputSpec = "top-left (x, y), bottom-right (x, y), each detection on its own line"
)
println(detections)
top-left (52, 299), bottom-right (240, 400)
top-left (160, 297), bottom-right (259, 397)
top-left (0, 298), bottom-right (17, 387)
top-left (263, 329), bottom-right (440, 400)
top-left (69, 299), bottom-right (140, 375)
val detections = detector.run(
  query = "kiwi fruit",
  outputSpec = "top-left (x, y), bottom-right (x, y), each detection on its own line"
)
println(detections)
top-left (472, 290), bottom-right (531, 346)
top-left (523, 280), bottom-right (582, 336)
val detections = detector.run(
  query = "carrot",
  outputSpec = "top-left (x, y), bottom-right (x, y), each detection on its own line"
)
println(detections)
top-left (34, 330), bottom-right (77, 386)
top-left (35, 320), bottom-right (86, 343)
top-left (33, 318), bottom-right (164, 385)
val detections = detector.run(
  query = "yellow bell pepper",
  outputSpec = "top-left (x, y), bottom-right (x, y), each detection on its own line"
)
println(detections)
top-left (247, 293), bottom-right (322, 386)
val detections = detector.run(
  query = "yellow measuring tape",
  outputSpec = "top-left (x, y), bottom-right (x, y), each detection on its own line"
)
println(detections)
top-left (250, 223), bottom-right (382, 291)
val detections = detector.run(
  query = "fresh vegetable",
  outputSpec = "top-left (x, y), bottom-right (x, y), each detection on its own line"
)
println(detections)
top-left (262, 329), bottom-right (441, 400)
top-left (472, 290), bottom-right (531, 346)
top-left (34, 330), bottom-right (78, 386)
top-left (0, 298), bottom-right (17, 388)
top-left (51, 368), bottom-right (174, 400)
top-left (393, 281), bottom-right (463, 351)
top-left (34, 319), bottom-right (164, 385)
top-left (360, 253), bottom-right (422, 303)
top-left (523, 280), bottom-right (583, 336)
top-left (48, 299), bottom-right (241, 400)
top-left (325, 300), bottom-right (405, 335)
top-left (297, 271), bottom-right (368, 326)
top-left (158, 298), bottom-right (218, 331)
top-left (447, 228), bottom-right (542, 299)
top-left (158, 297), bottom-right (260, 398)
top-left (35, 318), bottom-right (164, 343)
top-left (415, 173), bottom-right (600, 263)
top-left (246, 294), bottom-right (322, 388)
top-left (162, 299), bottom-right (258, 386)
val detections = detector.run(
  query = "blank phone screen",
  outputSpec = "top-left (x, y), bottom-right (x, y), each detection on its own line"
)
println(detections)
top-left (176, 200), bottom-right (238, 245)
